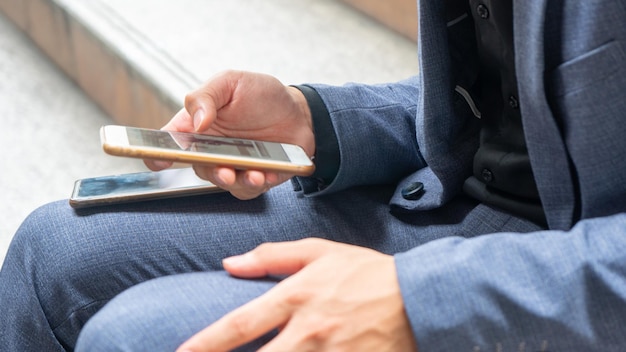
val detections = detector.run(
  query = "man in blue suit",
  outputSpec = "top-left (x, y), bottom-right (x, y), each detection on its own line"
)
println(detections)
top-left (1, 0), bottom-right (625, 350)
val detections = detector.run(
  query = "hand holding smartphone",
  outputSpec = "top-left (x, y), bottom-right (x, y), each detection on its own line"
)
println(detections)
top-left (100, 125), bottom-right (315, 176)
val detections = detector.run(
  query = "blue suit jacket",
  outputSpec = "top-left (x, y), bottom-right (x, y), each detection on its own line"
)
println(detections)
top-left (297, 0), bottom-right (626, 349)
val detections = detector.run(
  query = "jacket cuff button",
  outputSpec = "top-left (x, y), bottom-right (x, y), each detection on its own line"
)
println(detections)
top-left (402, 182), bottom-right (425, 200)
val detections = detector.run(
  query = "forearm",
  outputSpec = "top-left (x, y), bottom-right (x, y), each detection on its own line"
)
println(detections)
top-left (396, 213), bottom-right (626, 351)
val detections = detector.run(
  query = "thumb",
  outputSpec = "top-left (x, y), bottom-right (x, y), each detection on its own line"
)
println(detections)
top-left (223, 238), bottom-right (337, 278)
top-left (185, 93), bottom-right (218, 133)
top-left (185, 71), bottom-right (241, 132)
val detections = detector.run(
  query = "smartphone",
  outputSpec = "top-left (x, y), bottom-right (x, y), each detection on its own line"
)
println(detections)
top-left (69, 168), bottom-right (224, 209)
top-left (100, 125), bottom-right (315, 176)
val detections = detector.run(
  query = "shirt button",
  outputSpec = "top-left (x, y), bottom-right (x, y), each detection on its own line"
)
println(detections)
top-left (481, 169), bottom-right (494, 183)
top-left (477, 4), bottom-right (490, 19)
top-left (509, 95), bottom-right (519, 109)
top-left (402, 182), bottom-right (425, 200)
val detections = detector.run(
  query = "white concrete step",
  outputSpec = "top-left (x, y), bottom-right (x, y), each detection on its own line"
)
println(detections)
top-left (0, 0), bottom-right (418, 129)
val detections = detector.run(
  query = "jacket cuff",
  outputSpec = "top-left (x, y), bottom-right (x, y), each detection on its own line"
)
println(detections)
top-left (291, 84), bottom-right (340, 185)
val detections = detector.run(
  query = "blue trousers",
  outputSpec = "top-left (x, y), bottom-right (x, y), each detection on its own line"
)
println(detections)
top-left (0, 183), bottom-right (541, 351)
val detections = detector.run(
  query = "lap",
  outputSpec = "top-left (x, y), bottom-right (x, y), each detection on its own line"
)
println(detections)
top-left (13, 182), bottom-right (483, 280)
top-left (3, 181), bottom-right (541, 348)
top-left (3, 183), bottom-right (414, 345)
top-left (76, 192), bottom-right (542, 352)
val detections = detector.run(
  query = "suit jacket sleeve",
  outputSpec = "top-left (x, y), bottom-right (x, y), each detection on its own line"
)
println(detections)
top-left (292, 76), bottom-right (427, 196)
top-left (396, 213), bottom-right (626, 350)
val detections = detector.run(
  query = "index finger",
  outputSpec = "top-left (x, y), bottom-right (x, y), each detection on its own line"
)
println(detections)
top-left (223, 238), bottom-right (338, 278)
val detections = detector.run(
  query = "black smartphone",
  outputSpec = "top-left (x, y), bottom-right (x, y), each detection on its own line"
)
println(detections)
top-left (69, 168), bottom-right (224, 208)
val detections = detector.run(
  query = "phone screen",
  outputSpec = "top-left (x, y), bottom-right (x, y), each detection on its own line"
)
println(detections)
top-left (127, 128), bottom-right (290, 161)
top-left (70, 168), bottom-right (222, 208)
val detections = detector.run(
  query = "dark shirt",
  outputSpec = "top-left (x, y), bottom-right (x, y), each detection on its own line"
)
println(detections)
top-left (461, 0), bottom-right (545, 225)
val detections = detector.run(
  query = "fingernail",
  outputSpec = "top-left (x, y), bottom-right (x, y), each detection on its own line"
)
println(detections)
top-left (152, 160), bottom-right (172, 170)
top-left (193, 109), bottom-right (204, 131)
top-left (222, 255), bottom-right (242, 268)
top-left (223, 254), bottom-right (250, 268)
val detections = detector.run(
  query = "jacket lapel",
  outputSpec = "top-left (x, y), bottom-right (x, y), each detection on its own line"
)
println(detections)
top-left (414, 0), bottom-right (479, 206)
top-left (514, 0), bottom-right (575, 230)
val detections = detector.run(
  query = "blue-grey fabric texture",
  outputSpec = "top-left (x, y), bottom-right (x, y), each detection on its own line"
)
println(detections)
top-left (293, 0), bottom-right (626, 349)
top-left (1, 0), bottom-right (625, 351)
